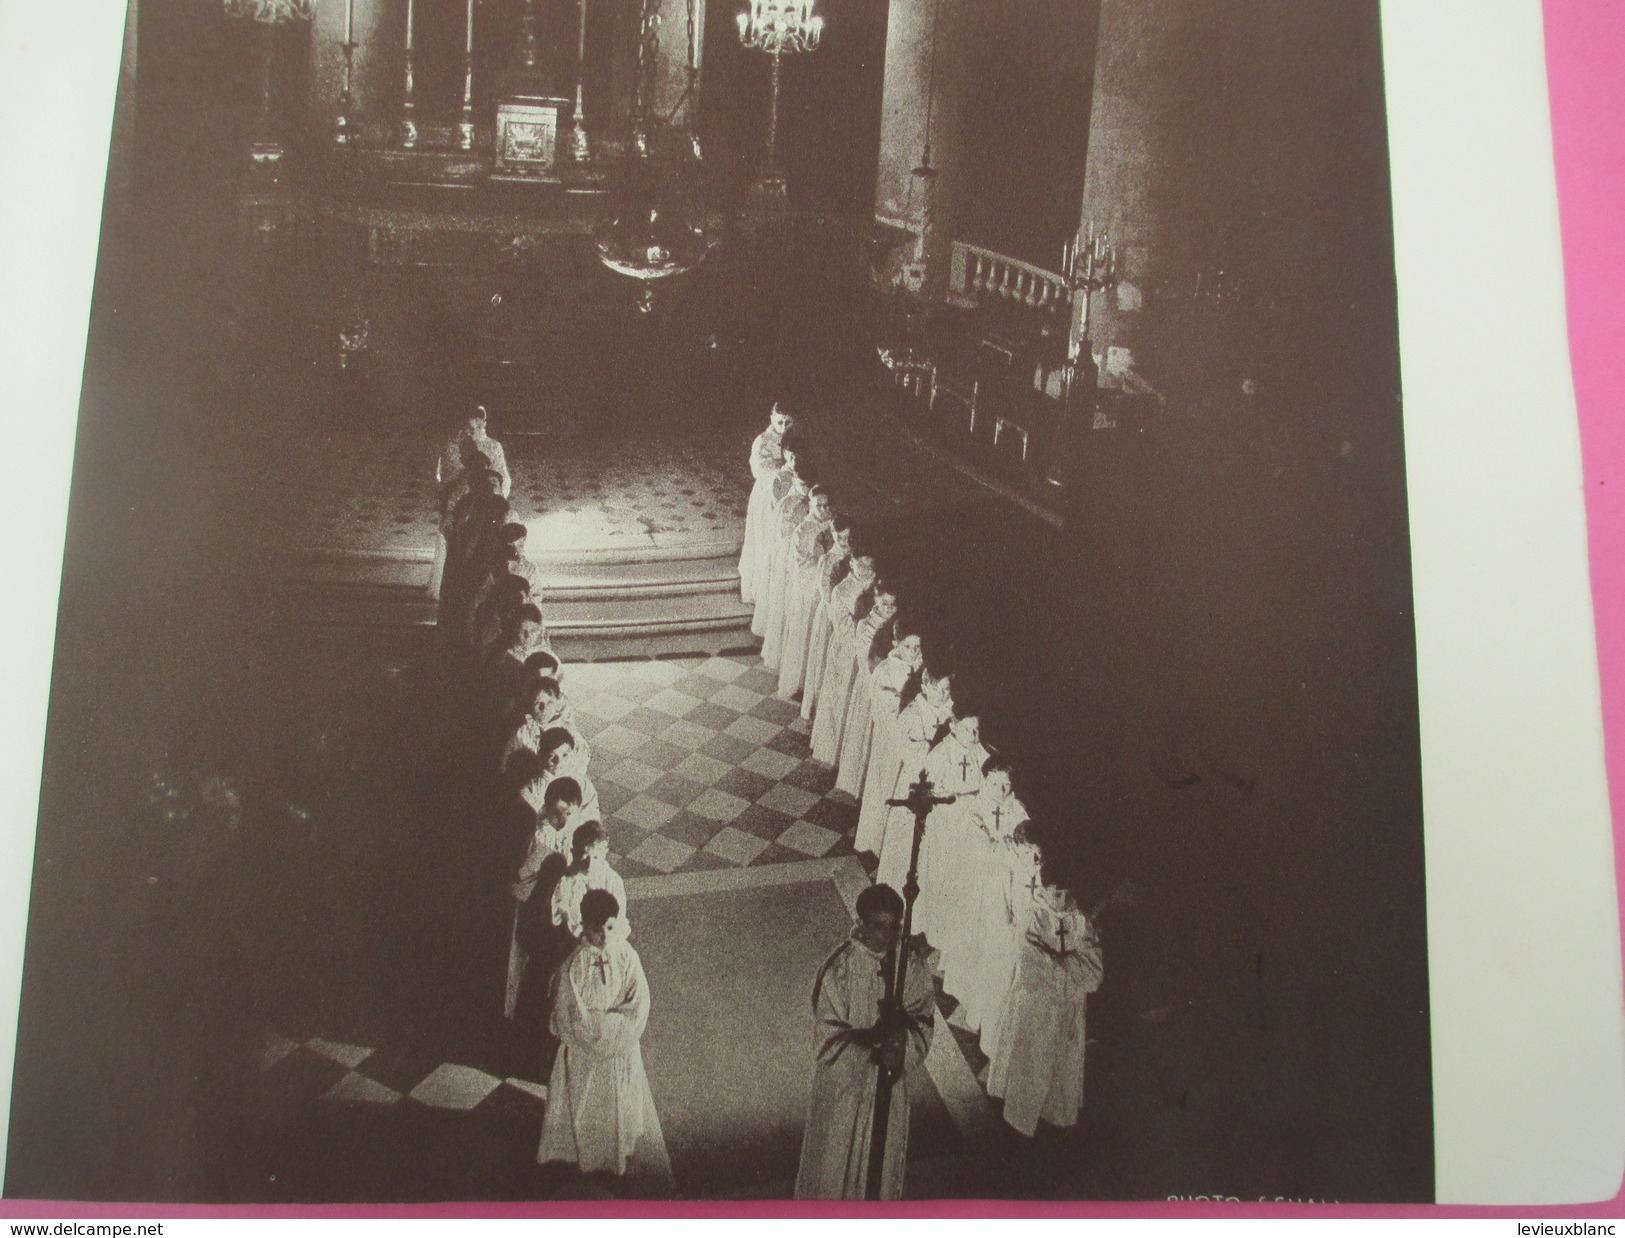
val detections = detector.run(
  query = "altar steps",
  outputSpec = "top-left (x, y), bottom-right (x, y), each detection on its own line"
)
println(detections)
top-left (282, 544), bottom-right (755, 659)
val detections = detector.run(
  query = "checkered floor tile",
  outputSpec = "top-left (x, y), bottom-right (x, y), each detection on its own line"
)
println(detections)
top-left (259, 1034), bottom-right (549, 1117)
top-left (564, 652), bottom-right (860, 878)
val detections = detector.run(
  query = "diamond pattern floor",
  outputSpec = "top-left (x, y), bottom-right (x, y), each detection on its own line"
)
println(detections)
top-left (565, 651), bottom-right (860, 877)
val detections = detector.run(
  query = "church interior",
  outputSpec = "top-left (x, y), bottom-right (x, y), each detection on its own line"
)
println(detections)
top-left (7, 0), bottom-right (1434, 1205)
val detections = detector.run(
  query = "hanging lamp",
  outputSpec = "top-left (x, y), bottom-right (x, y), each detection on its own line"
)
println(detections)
top-left (593, 0), bottom-right (712, 311)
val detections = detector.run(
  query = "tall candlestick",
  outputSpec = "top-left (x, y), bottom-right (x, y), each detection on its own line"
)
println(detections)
top-left (400, 0), bottom-right (418, 147)
top-left (457, 0), bottom-right (475, 150)
top-left (567, 0), bottom-right (590, 162)
top-left (334, 0), bottom-right (358, 144)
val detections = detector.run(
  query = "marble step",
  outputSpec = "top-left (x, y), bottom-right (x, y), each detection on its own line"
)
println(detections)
top-left (289, 562), bottom-right (753, 635)
top-left (290, 545), bottom-right (744, 600)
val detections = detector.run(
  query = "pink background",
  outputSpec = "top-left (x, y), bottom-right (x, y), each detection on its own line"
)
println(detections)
top-left (1541, 0), bottom-right (1625, 1216)
top-left (3, 0), bottom-right (1623, 1221)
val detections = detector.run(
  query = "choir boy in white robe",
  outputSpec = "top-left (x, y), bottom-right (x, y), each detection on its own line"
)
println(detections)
top-left (739, 405), bottom-right (793, 605)
top-left (977, 826), bottom-right (1042, 1057)
top-left (551, 821), bottom-right (630, 942)
top-left (912, 715), bottom-right (990, 945)
top-left (775, 489), bottom-right (836, 696)
top-left (501, 678), bottom-right (590, 777)
top-left (986, 879), bottom-right (1103, 1137)
top-left (434, 407), bottom-right (510, 598)
top-left (949, 764), bottom-right (1032, 1027)
top-left (484, 604), bottom-right (550, 724)
top-left (755, 463), bottom-right (812, 645)
top-left (810, 556), bottom-right (876, 763)
top-left (799, 519), bottom-right (853, 719)
top-left (538, 889), bottom-right (662, 1176)
top-left (506, 777), bottom-right (583, 1020)
top-left (854, 628), bottom-right (927, 854)
top-left (747, 438), bottom-right (801, 617)
top-left (440, 472), bottom-right (508, 643)
top-left (519, 730), bottom-right (601, 825)
top-left (469, 525), bottom-right (545, 648)
top-left (438, 404), bottom-right (511, 499)
top-left (834, 588), bottom-right (898, 798)
top-left (875, 674), bottom-right (955, 890)
top-left (794, 884), bottom-right (935, 1201)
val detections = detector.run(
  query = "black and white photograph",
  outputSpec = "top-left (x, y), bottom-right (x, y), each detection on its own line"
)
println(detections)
top-left (4, 0), bottom-right (1439, 1205)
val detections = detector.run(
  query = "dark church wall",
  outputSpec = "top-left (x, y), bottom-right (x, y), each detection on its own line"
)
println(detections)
top-left (1054, 0), bottom-right (1431, 1201)
top-left (876, 0), bottom-right (1098, 279)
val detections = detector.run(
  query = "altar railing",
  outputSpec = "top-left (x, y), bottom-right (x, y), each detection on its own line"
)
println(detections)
top-left (947, 242), bottom-right (1072, 314)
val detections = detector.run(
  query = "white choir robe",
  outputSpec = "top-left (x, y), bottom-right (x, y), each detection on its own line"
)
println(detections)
top-left (985, 901), bottom-right (1103, 1136)
top-left (793, 936), bottom-right (936, 1200)
top-left (810, 577), bottom-right (871, 764)
top-left (519, 772), bottom-right (602, 829)
top-left (759, 490), bottom-right (812, 662)
top-left (500, 703), bottom-right (592, 775)
top-left (750, 472), bottom-right (797, 635)
top-left (875, 701), bottom-right (954, 891)
top-left (911, 735), bottom-right (990, 945)
top-left (438, 430), bottom-right (512, 499)
top-left (799, 549), bottom-right (851, 720)
top-left (537, 937), bottom-right (662, 1175)
top-left (977, 842), bottom-right (1041, 1056)
top-left (505, 817), bottom-right (573, 1019)
top-left (738, 430), bottom-right (784, 605)
top-left (776, 518), bottom-right (835, 698)
top-left (949, 789), bottom-right (1033, 1000)
top-left (947, 795), bottom-right (1031, 1028)
top-left (834, 620), bottom-right (889, 797)
top-left (853, 656), bottom-right (920, 853)
top-left (552, 860), bottom-right (631, 941)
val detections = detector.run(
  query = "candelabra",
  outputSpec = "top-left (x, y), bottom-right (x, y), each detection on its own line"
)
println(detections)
top-left (1067, 225), bottom-right (1118, 345)
top-left (736, 0), bottom-right (823, 201)
top-left (224, 0), bottom-right (314, 169)
top-left (1061, 224), bottom-right (1119, 402)
top-left (224, 0), bottom-right (312, 18)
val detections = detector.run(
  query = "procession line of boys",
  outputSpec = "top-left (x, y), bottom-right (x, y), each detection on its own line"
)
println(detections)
top-left (740, 405), bottom-right (1106, 1155)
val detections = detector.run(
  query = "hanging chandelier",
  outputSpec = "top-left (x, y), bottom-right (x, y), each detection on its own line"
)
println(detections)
top-left (736, 0), bottom-right (822, 200)
top-left (223, 0), bottom-right (313, 22)
top-left (736, 0), bottom-right (823, 54)
top-left (593, 0), bottom-right (711, 310)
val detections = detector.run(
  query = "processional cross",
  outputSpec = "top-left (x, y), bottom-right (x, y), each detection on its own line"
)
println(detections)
top-left (862, 771), bottom-right (958, 1201)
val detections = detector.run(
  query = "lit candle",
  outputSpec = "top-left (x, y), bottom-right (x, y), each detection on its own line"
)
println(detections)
top-left (343, 0), bottom-right (353, 44)
top-left (465, 0), bottom-right (474, 54)
top-left (405, 0), bottom-right (414, 50)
